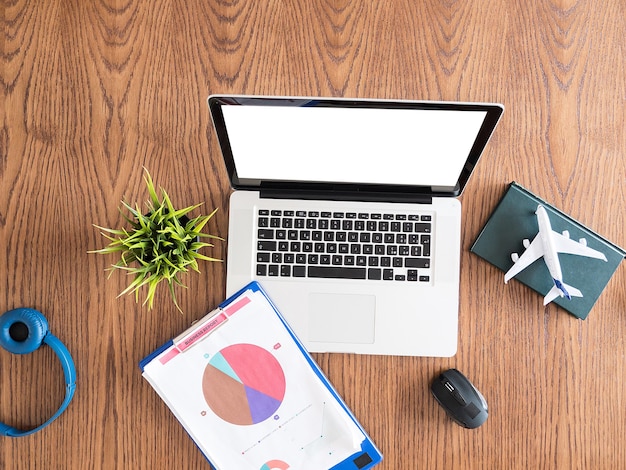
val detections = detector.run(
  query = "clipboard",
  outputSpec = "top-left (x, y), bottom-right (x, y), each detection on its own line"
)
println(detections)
top-left (140, 281), bottom-right (382, 470)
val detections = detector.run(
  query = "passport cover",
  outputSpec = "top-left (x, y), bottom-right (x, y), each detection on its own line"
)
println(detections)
top-left (470, 182), bottom-right (625, 319)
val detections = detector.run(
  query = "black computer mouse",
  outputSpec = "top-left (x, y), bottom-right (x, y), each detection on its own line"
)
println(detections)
top-left (431, 368), bottom-right (488, 429)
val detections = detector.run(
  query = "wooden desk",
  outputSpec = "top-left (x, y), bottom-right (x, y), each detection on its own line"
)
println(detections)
top-left (2, 1), bottom-right (625, 468)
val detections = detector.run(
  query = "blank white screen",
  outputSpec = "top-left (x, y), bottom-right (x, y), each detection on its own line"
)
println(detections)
top-left (222, 105), bottom-right (487, 187)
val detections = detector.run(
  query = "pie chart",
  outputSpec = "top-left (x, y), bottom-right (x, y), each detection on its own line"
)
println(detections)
top-left (260, 460), bottom-right (290, 470)
top-left (202, 343), bottom-right (286, 425)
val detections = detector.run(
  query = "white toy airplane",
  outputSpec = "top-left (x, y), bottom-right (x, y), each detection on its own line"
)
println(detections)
top-left (504, 205), bottom-right (607, 305)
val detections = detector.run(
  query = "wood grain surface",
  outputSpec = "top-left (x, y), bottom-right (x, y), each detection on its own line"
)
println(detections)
top-left (2, 1), bottom-right (625, 469)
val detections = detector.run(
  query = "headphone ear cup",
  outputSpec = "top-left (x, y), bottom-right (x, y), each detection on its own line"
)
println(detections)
top-left (0, 308), bottom-right (50, 355)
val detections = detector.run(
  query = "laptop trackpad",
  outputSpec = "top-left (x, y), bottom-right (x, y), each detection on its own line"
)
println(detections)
top-left (308, 293), bottom-right (376, 344)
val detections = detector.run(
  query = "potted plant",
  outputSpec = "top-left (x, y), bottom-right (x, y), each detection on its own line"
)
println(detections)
top-left (92, 169), bottom-right (222, 312)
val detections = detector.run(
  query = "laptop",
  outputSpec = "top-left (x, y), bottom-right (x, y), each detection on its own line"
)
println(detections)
top-left (209, 96), bottom-right (503, 356)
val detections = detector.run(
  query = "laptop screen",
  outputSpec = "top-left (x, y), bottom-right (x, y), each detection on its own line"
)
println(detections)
top-left (210, 97), bottom-right (503, 198)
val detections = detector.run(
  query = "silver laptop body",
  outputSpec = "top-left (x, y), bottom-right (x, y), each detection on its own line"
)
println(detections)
top-left (209, 96), bottom-right (503, 356)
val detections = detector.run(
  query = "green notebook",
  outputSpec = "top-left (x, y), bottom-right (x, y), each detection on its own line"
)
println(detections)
top-left (470, 182), bottom-right (625, 319)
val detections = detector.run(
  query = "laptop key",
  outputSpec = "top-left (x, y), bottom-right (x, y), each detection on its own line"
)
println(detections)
top-left (368, 268), bottom-right (382, 280)
top-left (405, 258), bottom-right (430, 268)
top-left (257, 229), bottom-right (274, 239)
top-left (258, 241), bottom-right (277, 251)
top-left (308, 266), bottom-right (366, 279)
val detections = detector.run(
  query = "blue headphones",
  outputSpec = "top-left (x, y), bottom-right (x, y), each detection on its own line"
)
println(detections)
top-left (0, 308), bottom-right (76, 437)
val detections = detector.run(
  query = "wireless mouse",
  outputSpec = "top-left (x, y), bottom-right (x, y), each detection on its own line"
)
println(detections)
top-left (431, 368), bottom-right (488, 429)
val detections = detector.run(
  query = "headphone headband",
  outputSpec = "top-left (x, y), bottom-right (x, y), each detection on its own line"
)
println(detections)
top-left (0, 308), bottom-right (76, 437)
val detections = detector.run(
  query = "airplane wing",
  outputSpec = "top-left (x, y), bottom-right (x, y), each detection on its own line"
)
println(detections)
top-left (504, 235), bottom-right (544, 283)
top-left (551, 231), bottom-right (608, 261)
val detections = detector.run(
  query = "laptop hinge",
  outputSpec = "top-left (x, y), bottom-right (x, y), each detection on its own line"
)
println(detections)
top-left (259, 188), bottom-right (433, 204)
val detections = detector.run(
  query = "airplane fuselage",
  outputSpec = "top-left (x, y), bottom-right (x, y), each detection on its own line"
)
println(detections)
top-left (536, 205), bottom-right (563, 282)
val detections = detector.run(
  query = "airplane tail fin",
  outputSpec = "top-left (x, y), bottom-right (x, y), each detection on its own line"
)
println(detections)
top-left (543, 280), bottom-right (583, 305)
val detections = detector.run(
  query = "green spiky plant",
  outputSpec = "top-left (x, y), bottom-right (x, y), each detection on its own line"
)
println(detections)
top-left (92, 170), bottom-right (222, 313)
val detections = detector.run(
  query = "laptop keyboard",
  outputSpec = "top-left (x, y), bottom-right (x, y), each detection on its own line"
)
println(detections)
top-left (255, 209), bottom-right (433, 282)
